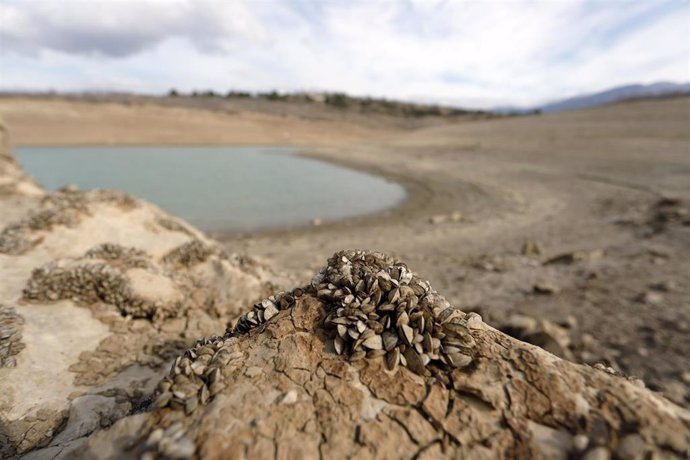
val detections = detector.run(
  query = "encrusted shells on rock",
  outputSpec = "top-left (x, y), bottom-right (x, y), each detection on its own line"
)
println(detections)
top-left (0, 304), bottom-right (25, 368)
top-left (242, 249), bottom-right (479, 376)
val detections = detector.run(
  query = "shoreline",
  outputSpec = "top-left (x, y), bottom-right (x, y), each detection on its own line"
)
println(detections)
top-left (213, 146), bottom-right (435, 241)
top-left (14, 142), bottom-right (425, 238)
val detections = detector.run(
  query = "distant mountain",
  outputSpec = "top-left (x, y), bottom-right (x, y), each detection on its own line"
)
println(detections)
top-left (489, 106), bottom-right (541, 115)
top-left (540, 82), bottom-right (690, 113)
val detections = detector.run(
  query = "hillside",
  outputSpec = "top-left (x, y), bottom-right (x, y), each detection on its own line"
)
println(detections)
top-left (0, 92), bottom-right (498, 142)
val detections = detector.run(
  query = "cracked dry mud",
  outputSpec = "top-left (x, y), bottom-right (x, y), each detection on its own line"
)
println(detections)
top-left (0, 305), bottom-right (25, 368)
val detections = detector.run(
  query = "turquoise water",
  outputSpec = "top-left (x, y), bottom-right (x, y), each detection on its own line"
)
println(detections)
top-left (15, 146), bottom-right (406, 232)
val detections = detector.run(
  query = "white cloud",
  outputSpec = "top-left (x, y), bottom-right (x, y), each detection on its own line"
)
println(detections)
top-left (0, 0), bottom-right (266, 56)
top-left (0, 0), bottom-right (688, 108)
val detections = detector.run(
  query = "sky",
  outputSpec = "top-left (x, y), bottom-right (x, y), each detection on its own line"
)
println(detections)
top-left (0, 0), bottom-right (688, 109)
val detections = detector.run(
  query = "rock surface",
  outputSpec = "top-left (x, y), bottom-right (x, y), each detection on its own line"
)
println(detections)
top-left (75, 250), bottom-right (690, 460)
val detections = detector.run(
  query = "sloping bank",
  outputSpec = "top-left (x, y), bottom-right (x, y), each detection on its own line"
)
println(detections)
top-left (0, 120), bottom-right (688, 459)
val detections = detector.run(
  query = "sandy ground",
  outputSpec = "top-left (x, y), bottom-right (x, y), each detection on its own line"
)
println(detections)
top-left (1, 95), bottom-right (689, 405)
top-left (0, 97), bottom-right (387, 146)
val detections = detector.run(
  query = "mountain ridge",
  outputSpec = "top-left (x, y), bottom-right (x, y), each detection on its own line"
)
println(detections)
top-left (540, 81), bottom-right (690, 113)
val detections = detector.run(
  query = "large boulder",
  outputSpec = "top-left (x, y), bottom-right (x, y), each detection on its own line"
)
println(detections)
top-left (72, 250), bottom-right (690, 460)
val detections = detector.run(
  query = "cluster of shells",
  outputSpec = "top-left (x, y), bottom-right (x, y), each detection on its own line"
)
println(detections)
top-left (150, 250), bottom-right (474, 412)
top-left (0, 208), bottom-right (79, 255)
top-left (152, 335), bottom-right (243, 414)
top-left (42, 187), bottom-right (138, 211)
top-left (144, 285), bottom-right (300, 456)
top-left (143, 250), bottom-right (480, 456)
top-left (145, 336), bottom-right (244, 459)
top-left (313, 250), bottom-right (480, 375)
top-left (84, 242), bottom-right (148, 265)
top-left (156, 217), bottom-right (195, 237)
top-left (161, 239), bottom-right (214, 267)
top-left (227, 250), bottom-right (481, 376)
top-left (0, 305), bottom-right (25, 368)
top-left (22, 259), bottom-right (162, 318)
top-left (231, 290), bottom-right (299, 334)
top-left (0, 189), bottom-right (139, 255)
top-left (142, 422), bottom-right (196, 460)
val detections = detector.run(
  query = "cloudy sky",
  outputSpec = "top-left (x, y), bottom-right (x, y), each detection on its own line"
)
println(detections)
top-left (0, 0), bottom-right (688, 108)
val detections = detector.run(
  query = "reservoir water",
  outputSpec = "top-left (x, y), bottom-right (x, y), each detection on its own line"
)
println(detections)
top-left (15, 146), bottom-right (406, 233)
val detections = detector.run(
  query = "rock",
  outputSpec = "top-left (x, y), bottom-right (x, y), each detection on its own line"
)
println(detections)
top-left (583, 446), bottom-right (611, 460)
top-left (562, 315), bottom-right (578, 329)
top-left (429, 214), bottom-right (447, 224)
top-left (67, 413), bottom-right (147, 459)
top-left (523, 329), bottom-right (570, 359)
top-left (484, 311), bottom-right (619, 364)
top-left (499, 314), bottom-right (571, 353)
top-left (650, 280), bottom-right (676, 292)
top-left (544, 249), bottom-right (603, 265)
top-left (573, 434), bottom-right (589, 451)
top-left (681, 372), bottom-right (690, 384)
top-left (646, 197), bottom-right (689, 234)
top-left (533, 281), bottom-right (561, 295)
top-left (544, 251), bottom-right (588, 265)
top-left (522, 240), bottom-right (543, 256)
top-left (429, 212), bottom-right (463, 224)
top-left (471, 254), bottom-right (509, 272)
top-left (465, 312), bottom-right (484, 330)
top-left (616, 434), bottom-right (644, 460)
top-left (527, 420), bottom-right (572, 459)
top-left (74, 252), bottom-right (690, 459)
top-left (637, 291), bottom-right (664, 305)
top-left (663, 380), bottom-right (689, 406)
top-left (244, 366), bottom-right (263, 378)
top-left (278, 390), bottom-right (298, 405)
top-left (51, 395), bottom-right (127, 445)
